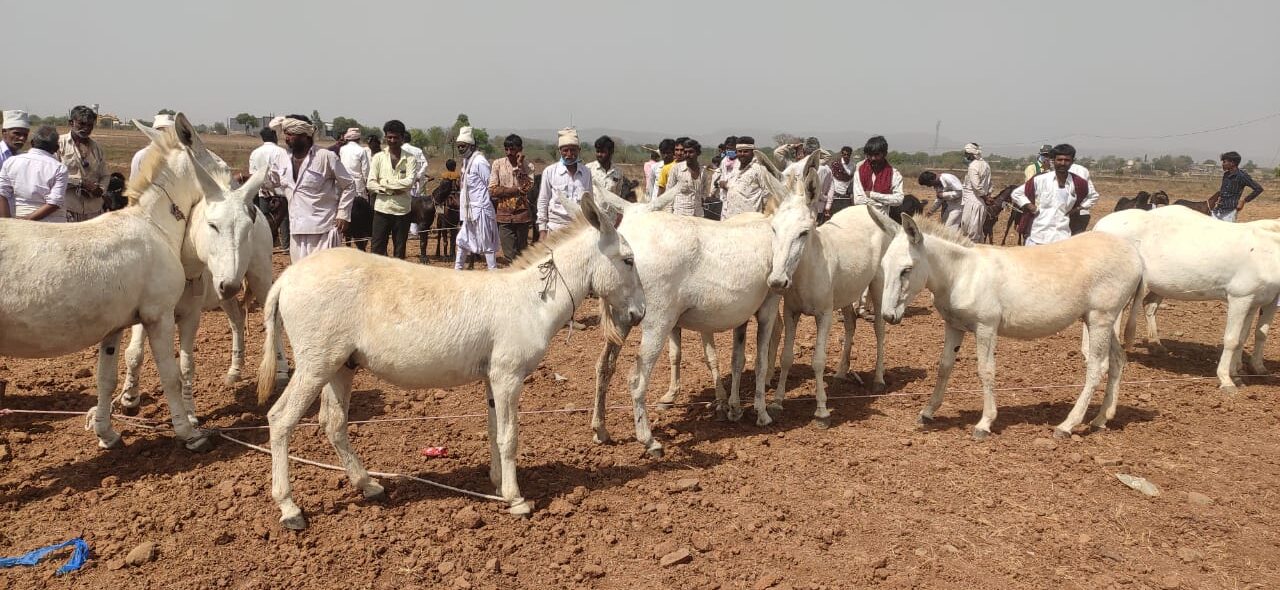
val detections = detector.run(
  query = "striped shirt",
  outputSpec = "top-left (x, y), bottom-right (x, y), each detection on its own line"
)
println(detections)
top-left (1215, 169), bottom-right (1264, 212)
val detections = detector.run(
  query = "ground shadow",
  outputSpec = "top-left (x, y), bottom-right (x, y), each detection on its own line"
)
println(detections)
top-left (918, 399), bottom-right (1158, 436)
top-left (1125, 339), bottom-right (1225, 375)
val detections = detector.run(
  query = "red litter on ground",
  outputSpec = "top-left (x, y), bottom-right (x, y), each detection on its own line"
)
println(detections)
top-left (420, 446), bottom-right (448, 458)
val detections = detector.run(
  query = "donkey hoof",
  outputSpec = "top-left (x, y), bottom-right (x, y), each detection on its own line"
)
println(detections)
top-left (655, 402), bottom-right (674, 411)
top-left (508, 500), bottom-right (533, 517)
top-left (714, 407), bottom-right (729, 422)
top-left (281, 512), bottom-right (309, 531)
top-left (756, 413), bottom-right (774, 427)
top-left (98, 433), bottom-right (125, 450)
top-left (727, 408), bottom-right (744, 422)
top-left (1053, 428), bottom-right (1072, 439)
top-left (1088, 424), bottom-right (1108, 434)
top-left (870, 381), bottom-right (887, 393)
top-left (813, 416), bottom-right (831, 430)
top-left (592, 432), bottom-right (613, 445)
top-left (183, 435), bottom-right (215, 453)
top-left (645, 443), bottom-right (665, 460)
top-left (1220, 384), bottom-right (1239, 395)
top-left (121, 404), bottom-right (141, 417)
top-left (363, 489), bottom-right (388, 503)
top-left (767, 402), bottom-right (784, 413)
top-left (917, 414), bottom-right (933, 427)
top-left (971, 428), bottom-right (990, 441)
top-left (224, 373), bottom-right (240, 387)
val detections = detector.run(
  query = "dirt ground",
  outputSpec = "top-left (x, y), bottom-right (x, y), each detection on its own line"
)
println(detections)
top-left (4, 161), bottom-right (1280, 589)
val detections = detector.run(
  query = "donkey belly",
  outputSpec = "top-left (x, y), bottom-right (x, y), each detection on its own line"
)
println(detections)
top-left (0, 304), bottom-right (138, 358)
top-left (997, 307), bottom-right (1081, 340)
top-left (677, 288), bottom-right (771, 333)
top-left (356, 337), bottom-right (491, 391)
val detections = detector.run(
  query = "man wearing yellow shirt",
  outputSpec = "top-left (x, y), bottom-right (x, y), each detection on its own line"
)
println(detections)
top-left (656, 137), bottom-right (686, 196)
top-left (1024, 144), bottom-right (1052, 181)
top-left (366, 120), bottom-right (419, 259)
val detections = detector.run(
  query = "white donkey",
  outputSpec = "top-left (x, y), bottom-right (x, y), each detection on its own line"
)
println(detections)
top-left (591, 154), bottom-right (824, 456)
top-left (118, 123), bottom-right (287, 425)
top-left (257, 195), bottom-right (644, 529)
top-left (1095, 206), bottom-right (1280, 392)
top-left (770, 204), bottom-right (894, 427)
top-left (0, 114), bottom-right (233, 451)
top-left (874, 212), bottom-right (1144, 439)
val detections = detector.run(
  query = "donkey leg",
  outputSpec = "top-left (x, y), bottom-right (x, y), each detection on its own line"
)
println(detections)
top-left (834, 306), bottom-right (857, 381)
top-left (871, 301), bottom-right (888, 392)
top-left (118, 323), bottom-right (147, 415)
top-left (93, 331), bottom-right (125, 449)
top-left (1056, 316), bottom-right (1110, 436)
top-left (320, 367), bottom-right (383, 500)
top-left (1090, 329), bottom-right (1127, 430)
top-left (1248, 302), bottom-right (1276, 376)
top-left (628, 324), bottom-right (669, 457)
top-left (659, 327), bottom-right (682, 408)
top-left (245, 256), bottom-right (290, 381)
top-left (1230, 303), bottom-right (1257, 380)
top-left (972, 324), bottom-right (1000, 439)
top-left (221, 295), bottom-right (247, 387)
top-left (1217, 297), bottom-right (1254, 393)
top-left (920, 325), bottom-right (964, 426)
top-left (776, 307), bottom-right (801, 408)
top-left (1144, 292), bottom-right (1166, 354)
top-left (811, 310), bottom-right (835, 428)
top-left (486, 382), bottom-right (502, 489)
top-left (144, 315), bottom-right (207, 450)
top-left (591, 315), bottom-right (631, 444)
top-left (177, 309), bottom-right (203, 427)
top-left (269, 368), bottom-right (329, 529)
top-left (489, 372), bottom-right (531, 516)
top-left (729, 323), bottom-right (747, 422)
top-left (754, 296), bottom-right (780, 426)
top-left (699, 331), bottom-right (724, 413)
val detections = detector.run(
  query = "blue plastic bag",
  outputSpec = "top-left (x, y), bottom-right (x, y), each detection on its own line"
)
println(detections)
top-left (0, 537), bottom-right (90, 575)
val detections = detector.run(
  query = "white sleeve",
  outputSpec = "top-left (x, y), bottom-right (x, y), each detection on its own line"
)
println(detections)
top-left (1011, 182), bottom-right (1030, 208)
top-left (1079, 179), bottom-right (1100, 213)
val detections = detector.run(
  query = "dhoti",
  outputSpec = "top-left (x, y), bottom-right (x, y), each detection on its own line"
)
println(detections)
top-left (959, 195), bottom-right (988, 242)
top-left (941, 202), bottom-right (963, 228)
top-left (289, 227), bottom-right (343, 263)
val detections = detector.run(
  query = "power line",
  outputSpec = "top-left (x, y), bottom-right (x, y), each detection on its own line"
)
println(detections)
top-left (963, 110), bottom-right (1280, 152)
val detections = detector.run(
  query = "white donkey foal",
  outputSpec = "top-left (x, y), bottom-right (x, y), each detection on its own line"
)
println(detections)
top-left (119, 169), bottom-right (288, 425)
top-left (875, 213), bottom-right (1144, 439)
top-left (0, 114), bottom-right (229, 450)
top-left (258, 196), bottom-right (644, 529)
top-left (770, 205), bottom-right (894, 427)
top-left (592, 154), bottom-right (823, 455)
top-left (1095, 206), bottom-right (1280, 392)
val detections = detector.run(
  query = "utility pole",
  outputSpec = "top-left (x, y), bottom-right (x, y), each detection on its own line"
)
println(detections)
top-left (933, 120), bottom-right (941, 154)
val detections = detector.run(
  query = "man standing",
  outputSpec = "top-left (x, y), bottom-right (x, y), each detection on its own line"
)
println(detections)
top-left (851, 136), bottom-right (904, 215)
top-left (826, 146), bottom-right (858, 217)
top-left (722, 137), bottom-right (772, 219)
top-left (263, 114), bottom-right (356, 262)
top-left (489, 134), bottom-right (534, 263)
top-left (249, 126), bottom-right (290, 246)
top-left (129, 113), bottom-right (175, 178)
top-left (0, 126), bottom-right (68, 221)
top-left (338, 127), bottom-right (370, 203)
top-left (538, 127), bottom-right (593, 239)
top-left (664, 138), bottom-right (707, 217)
top-left (650, 138), bottom-right (676, 198)
top-left (775, 136), bottom-right (820, 167)
top-left (1024, 144), bottom-right (1052, 181)
top-left (57, 105), bottom-right (110, 222)
top-left (1209, 151), bottom-right (1264, 222)
top-left (454, 126), bottom-right (498, 270)
top-left (366, 120), bottom-right (418, 259)
top-left (588, 135), bottom-right (626, 197)
top-left (918, 170), bottom-right (964, 228)
top-left (959, 142), bottom-right (992, 242)
top-left (1, 110), bottom-right (29, 172)
top-left (712, 135), bottom-right (740, 202)
top-left (1010, 144), bottom-right (1099, 246)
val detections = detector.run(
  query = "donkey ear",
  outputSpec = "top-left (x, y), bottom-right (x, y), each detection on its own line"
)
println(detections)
top-left (554, 190), bottom-right (583, 218)
top-left (173, 113), bottom-right (203, 150)
top-left (237, 168), bottom-right (268, 207)
top-left (802, 152), bottom-right (823, 203)
top-left (133, 119), bottom-right (164, 144)
top-left (900, 214), bottom-right (924, 245)
top-left (191, 152), bottom-right (226, 202)
top-left (580, 191), bottom-right (616, 240)
top-left (866, 204), bottom-right (898, 235)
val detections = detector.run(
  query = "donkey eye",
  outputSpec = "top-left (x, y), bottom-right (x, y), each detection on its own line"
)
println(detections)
top-left (623, 257), bottom-right (634, 267)
top-left (900, 267), bottom-right (912, 276)
top-left (798, 230), bottom-right (810, 238)
top-left (207, 223), bottom-right (219, 234)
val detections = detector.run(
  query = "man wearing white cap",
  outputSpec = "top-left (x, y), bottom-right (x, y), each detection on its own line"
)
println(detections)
top-left (537, 127), bottom-right (593, 239)
top-left (261, 114), bottom-right (357, 262)
top-left (1, 110), bottom-right (30, 173)
top-left (57, 105), bottom-right (111, 222)
top-left (337, 127), bottom-right (370, 202)
top-left (960, 142), bottom-right (992, 242)
top-left (453, 126), bottom-right (498, 270)
top-left (0, 126), bottom-right (68, 221)
top-left (129, 113), bottom-right (175, 178)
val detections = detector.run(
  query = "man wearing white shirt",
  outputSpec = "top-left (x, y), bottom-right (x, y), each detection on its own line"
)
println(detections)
top-left (538, 127), bottom-right (593, 239)
top-left (261, 114), bottom-right (357, 262)
top-left (249, 126), bottom-right (290, 247)
top-left (918, 170), bottom-right (964, 228)
top-left (0, 110), bottom-right (30, 175)
top-left (337, 127), bottom-right (370, 202)
top-left (587, 135), bottom-right (625, 196)
top-left (1010, 144), bottom-right (1099, 246)
top-left (960, 142), bottom-right (993, 242)
top-left (826, 146), bottom-right (857, 218)
top-left (129, 113), bottom-right (175, 178)
top-left (851, 135), bottom-right (904, 215)
top-left (0, 126), bottom-right (68, 221)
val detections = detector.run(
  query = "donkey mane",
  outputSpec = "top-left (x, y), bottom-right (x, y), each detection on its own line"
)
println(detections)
top-left (507, 218), bottom-right (592, 270)
top-left (913, 215), bottom-right (976, 248)
top-left (124, 128), bottom-right (181, 205)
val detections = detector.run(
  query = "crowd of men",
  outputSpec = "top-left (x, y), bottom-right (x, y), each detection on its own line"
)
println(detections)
top-left (0, 106), bottom-right (1266, 261)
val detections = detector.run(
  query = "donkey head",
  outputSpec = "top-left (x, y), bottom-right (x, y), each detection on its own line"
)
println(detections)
top-left (765, 152), bottom-right (821, 290)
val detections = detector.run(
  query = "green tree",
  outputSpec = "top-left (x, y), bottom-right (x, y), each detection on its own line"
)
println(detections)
top-left (157, 108), bottom-right (176, 116)
top-left (234, 113), bottom-right (258, 134)
top-left (1243, 160), bottom-right (1258, 172)
top-left (211, 122), bottom-right (228, 135)
top-left (425, 126), bottom-right (447, 151)
top-left (331, 116), bottom-right (361, 137)
top-left (449, 113), bottom-right (471, 144)
top-left (409, 128), bottom-right (429, 149)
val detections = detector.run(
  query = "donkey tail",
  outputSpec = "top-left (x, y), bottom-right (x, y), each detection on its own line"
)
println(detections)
top-left (257, 280), bottom-right (285, 405)
top-left (1122, 276), bottom-right (1145, 351)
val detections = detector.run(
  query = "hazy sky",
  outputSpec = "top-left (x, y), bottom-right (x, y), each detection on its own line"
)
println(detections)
top-left (10, 0), bottom-right (1279, 162)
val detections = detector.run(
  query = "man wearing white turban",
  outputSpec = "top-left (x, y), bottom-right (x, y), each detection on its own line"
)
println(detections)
top-left (129, 113), bottom-right (175, 178)
top-left (537, 127), bottom-right (592, 238)
top-left (262, 114), bottom-right (357, 262)
top-left (960, 142), bottom-right (992, 242)
top-left (453, 126), bottom-right (499, 270)
top-left (338, 126), bottom-right (370, 202)
top-left (1, 110), bottom-right (30, 174)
